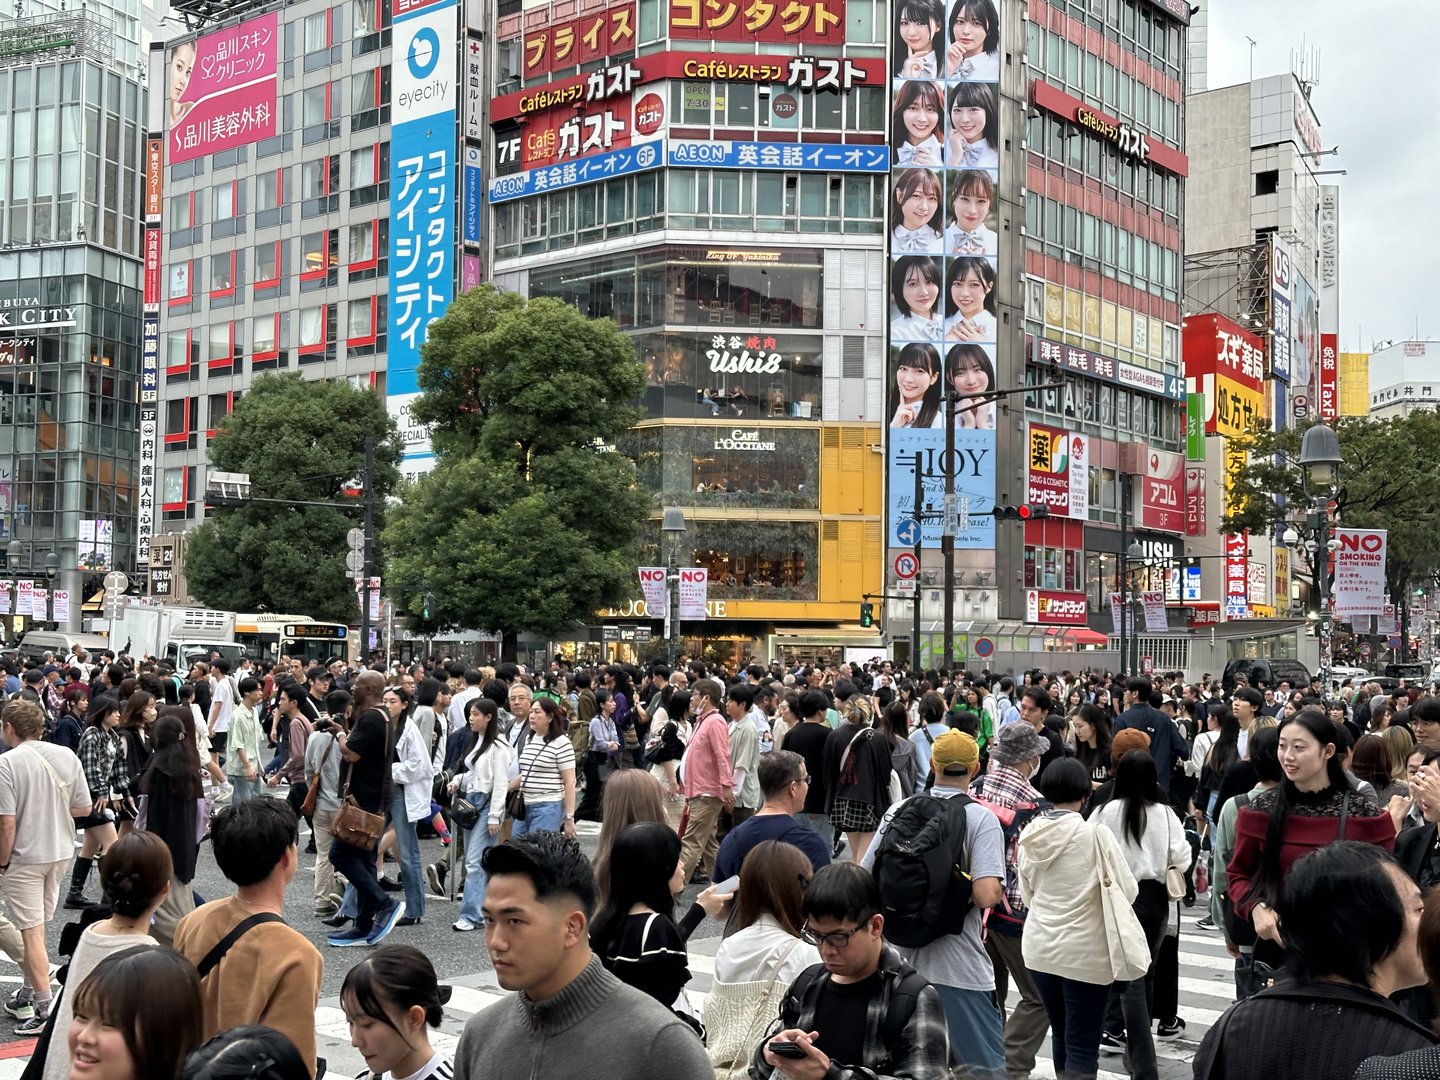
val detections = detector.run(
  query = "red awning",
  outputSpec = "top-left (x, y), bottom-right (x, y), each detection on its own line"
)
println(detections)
top-left (1062, 627), bottom-right (1110, 646)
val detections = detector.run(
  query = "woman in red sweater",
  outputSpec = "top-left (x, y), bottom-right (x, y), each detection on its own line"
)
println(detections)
top-left (1228, 708), bottom-right (1408, 968)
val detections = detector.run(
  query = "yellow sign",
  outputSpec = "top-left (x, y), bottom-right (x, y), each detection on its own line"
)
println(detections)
top-left (1224, 443), bottom-right (1248, 515)
top-left (1210, 375), bottom-right (1266, 438)
top-left (1274, 548), bottom-right (1291, 610)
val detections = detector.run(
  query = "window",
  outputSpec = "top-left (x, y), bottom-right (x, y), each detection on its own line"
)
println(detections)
top-left (347, 220), bottom-right (375, 265)
top-left (165, 330), bottom-right (194, 373)
top-left (253, 315), bottom-right (278, 355)
top-left (162, 467), bottom-right (186, 505)
top-left (350, 146), bottom-right (378, 188)
top-left (301, 156), bottom-right (333, 198)
top-left (213, 182), bottom-right (236, 220)
top-left (207, 392), bottom-right (235, 433)
top-left (210, 251), bottom-right (236, 293)
top-left (347, 296), bottom-right (377, 343)
top-left (256, 168), bottom-right (282, 210)
top-left (169, 192), bottom-right (199, 228)
top-left (298, 306), bottom-right (327, 351)
top-left (167, 261), bottom-right (191, 301)
top-left (1255, 170), bottom-right (1279, 196)
top-left (303, 12), bottom-right (328, 52)
top-left (301, 230), bottom-right (336, 278)
top-left (208, 322), bottom-right (232, 364)
top-left (254, 241), bottom-right (280, 285)
top-left (302, 85), bottom-right (331, 127)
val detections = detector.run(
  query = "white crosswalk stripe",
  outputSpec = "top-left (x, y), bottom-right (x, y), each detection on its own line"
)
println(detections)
top-left (310, 911), bottom-right (1232, 1078)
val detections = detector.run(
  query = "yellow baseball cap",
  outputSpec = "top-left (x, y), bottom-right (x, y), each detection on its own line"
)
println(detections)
top-left (931, 730), bottom-right (979, 774)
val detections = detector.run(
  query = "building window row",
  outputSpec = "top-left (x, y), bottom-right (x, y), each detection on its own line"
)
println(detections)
top-left (667, 81), bottom-right (885, 134)
top-left (494, 170), bottom-right (884, 261)
top-left (1026, 22), bottom-right (1181, 142)
top-left (1039, 0), bottom-right (1185, 82)
top-left (1023, 363), bottom-right (1180, 450)
top-left (1024, 191), bottom-right (1179, 302)
top-left (1025, 114), bottom-right (1181, 219)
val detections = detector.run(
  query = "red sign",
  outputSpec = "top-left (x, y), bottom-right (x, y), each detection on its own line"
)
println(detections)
top-left (633, 92), bottom-right (665, 135)
top-left (668, 0), bottom-right (844, 43)
top-left (1319, 333), bottom-right (1339, 420)
top-left (1182, 313), bottom-right (1265, 393)
top-left (522, 3), bottom-right (635, 79)
top-left (1030, 80), bottom-right (1188, 177)
top-left (1138, 449), bottom-right (1184, 534)
top-left (1026, 590), bottom-right (1089, 626)
top-left (493, 52), bottom-right (881, 121)
top-left (1225, 531), bottom-right (1249, 599)
top-left (1187, 603), bottom-right (1221, 627)
top-left (1185, 466), bottom-right (1206, 537)
top-left (143, 227), bottom-right (161, 312)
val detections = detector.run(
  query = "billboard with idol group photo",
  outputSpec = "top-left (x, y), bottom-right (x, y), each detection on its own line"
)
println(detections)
top-left (885, 0), bottom-right (1001, 557)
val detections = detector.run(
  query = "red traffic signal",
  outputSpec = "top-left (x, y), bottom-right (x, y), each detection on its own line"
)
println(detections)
top-left (994, 504), bottom-right (1051, 520)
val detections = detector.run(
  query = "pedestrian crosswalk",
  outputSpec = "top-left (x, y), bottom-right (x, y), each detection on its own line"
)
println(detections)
top-left (0, 908), bottom-right (1235, 1078)
top-left (312, 912), bottom-right (1234, 1078)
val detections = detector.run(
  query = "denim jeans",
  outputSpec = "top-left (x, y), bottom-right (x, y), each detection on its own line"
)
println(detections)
top-left (388, 787), bottom-right (425, 919)
top-left (329, 837), bottom-right (388, 933)
top-left (458, 798), bottom-right (497, 925)
top-left (228, 775), bottom-right (263, 804)
top-left (798, 812), bottom-right (834, 848)
top-left (510, 798), bottom-right (564, 839)
top-left (932, 985), bottom-right (1005, 1080)
top-left (1032, 970), bottom-right (1111, 1078)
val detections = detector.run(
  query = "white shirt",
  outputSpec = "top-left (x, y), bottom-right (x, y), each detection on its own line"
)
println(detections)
top-left (447, 686), bottom-right (481, 733)
top-left (944, 222), bottom-right (998, 256)
top-left (711, 915), bottom-right (821, 985)
top-left (949, 50), bottom-right (1000, 81)
top-left (949, 138), bottom-right (998, 168)
top-left (945, 309), bottom-right (997, 341)
top-left (1094, 800), bottom-right (1193, 883)
top-left (891, 222), bottom-right (942, 253)
top-left (891, 312), bottom-right (943, 341)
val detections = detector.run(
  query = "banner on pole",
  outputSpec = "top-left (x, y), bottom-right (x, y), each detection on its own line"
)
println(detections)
top-left (51, 590), bottom-right (70, 625)
top-left (1141, 590), bottom-right (1167, 633)
top-left (1333, 529), bottom-right (1387, 617)
top-left (638, 567), bottom-right (667, 615)
top-left (678, 568), bottom-right (709, 620)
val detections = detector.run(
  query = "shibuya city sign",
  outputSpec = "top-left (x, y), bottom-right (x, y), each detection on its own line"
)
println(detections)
top-left (0, 298), bottom-right (78, 330)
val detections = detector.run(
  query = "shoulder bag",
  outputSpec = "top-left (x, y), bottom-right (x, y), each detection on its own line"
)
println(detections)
top-left (1094, 826), bottom-right (1151, 982)
top-left (505, 740), bottom-right (546, 822)
top-left (705, 938), bottom-right (801, 1079)
top-left (300, 734), bottom-right (339, 819)
top-left (329, 714), bottom-right (392, 851)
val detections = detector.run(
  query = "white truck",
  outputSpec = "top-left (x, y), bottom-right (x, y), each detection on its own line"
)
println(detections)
top-left (110, 605), bottom-right (244, 669)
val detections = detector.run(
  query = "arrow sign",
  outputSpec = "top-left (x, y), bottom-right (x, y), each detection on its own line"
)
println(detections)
top-left (894, 519), bottom-right (920, 546)
top-left (893, 553), bottom-right (919, 580)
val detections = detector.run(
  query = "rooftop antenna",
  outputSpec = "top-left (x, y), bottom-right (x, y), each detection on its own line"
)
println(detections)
top-left (1246, 36), bottom-right (1256, 82)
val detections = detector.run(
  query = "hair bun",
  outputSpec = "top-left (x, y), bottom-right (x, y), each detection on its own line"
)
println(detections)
top-left (436, 984), bottom-right (453, 1006)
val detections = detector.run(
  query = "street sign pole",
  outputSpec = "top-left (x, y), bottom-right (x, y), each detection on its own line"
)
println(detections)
top-left (912, 451), bottom-right (923, 671)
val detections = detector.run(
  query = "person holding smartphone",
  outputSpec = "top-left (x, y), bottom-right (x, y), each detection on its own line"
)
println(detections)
top-left (751, 863), bottom-right (954, 1080)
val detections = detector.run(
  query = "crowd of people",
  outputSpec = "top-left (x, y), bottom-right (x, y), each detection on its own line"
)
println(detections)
top-left (6, 644), bottom-right (1440, 1079)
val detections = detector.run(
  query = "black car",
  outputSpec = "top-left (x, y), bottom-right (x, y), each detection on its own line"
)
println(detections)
top-left (1221, 657), bottom-right (1313, 694)
top-left (1384, 663), bottom-right (1427, 682)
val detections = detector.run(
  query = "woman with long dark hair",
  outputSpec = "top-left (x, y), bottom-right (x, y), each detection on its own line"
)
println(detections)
top-left (1094, 750), bottom-right (1192, 1079)
top-left (1227, 708), bottom-right (1405, 972)
top-left (879, 701), bottom-right (919, 799)
top-left (448, 697), bottom-right (512, 933)
top-left (589, 822), bottom-right (699, 1030)
top-left (139, 710), bottom-right (205, 946)
top-left (114, 691), bottom-right (157, 835)
top-left (1070, 703), bottom-right (1113, 789)
top-left (1195, 707), bottom-right (1242, 826)
top-left (70, 694), bottom-right (126, 909)
top-left (604, 665), bottom-right (640, 768)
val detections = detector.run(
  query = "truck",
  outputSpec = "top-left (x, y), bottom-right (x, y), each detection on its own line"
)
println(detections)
top-left (110, 604), bottom-right (244, 669)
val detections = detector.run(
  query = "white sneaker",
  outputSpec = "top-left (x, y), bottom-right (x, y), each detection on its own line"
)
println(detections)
top-left (452, 918), bottom-right (476, 932)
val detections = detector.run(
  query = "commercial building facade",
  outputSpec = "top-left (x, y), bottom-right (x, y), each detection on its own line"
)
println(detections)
top-left (0, 12), bottom-right (148, 636)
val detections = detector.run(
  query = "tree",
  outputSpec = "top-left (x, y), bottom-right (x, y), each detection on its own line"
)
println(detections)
top-left (1220, 414), bottom-right (1440, 657)
top-left (184, 373), bottom-right (402, 622)
top-left (384, 285), bottom-right (650, 658)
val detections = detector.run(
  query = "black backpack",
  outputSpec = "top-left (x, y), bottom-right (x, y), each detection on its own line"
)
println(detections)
top-left (871, 794), bottom-right (974, 948)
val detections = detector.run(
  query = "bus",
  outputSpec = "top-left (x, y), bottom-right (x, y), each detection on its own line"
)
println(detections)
top-left (234, 613), bottom-right (351, 667)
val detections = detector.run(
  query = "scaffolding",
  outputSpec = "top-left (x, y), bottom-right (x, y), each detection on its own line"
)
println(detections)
top-left (0, 10), bottom-right (114, 70)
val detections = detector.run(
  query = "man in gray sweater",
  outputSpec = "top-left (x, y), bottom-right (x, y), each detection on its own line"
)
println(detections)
top-left (453, 832), bottom-right (712, 1080)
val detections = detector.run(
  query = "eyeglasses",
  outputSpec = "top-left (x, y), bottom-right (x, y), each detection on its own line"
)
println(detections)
top-left (801, 922), bottom-right (868, 949)
top-left (792, 774), bottom-right (811, 786)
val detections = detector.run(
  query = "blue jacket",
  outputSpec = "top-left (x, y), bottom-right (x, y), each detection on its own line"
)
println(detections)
top-left (1113, 704), bottom-right (1189, 791)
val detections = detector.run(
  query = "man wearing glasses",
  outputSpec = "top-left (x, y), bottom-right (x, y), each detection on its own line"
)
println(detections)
top-left (712, 751), bottom-right (831, 882)
top-left (751, 862), bottom-right (953, 1080)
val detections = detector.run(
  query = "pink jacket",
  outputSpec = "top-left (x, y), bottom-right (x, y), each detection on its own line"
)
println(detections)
top-left (681, 708), bottom-right (733, 799)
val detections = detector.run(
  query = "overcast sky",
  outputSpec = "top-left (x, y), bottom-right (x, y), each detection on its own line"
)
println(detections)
top-left (1203, 1), bottom-right (1436, 351)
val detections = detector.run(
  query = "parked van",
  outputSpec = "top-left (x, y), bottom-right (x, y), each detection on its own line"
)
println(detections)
top-left (16, 631), bottom-right (108, 664)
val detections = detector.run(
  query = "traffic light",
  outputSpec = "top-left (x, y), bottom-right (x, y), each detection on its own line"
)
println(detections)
top-left (993, 504), bottom-right (1051, 520)
top-left (859, 601), bottom-right (875, 628)
top-left (422, 591), bottom-right (436, 620)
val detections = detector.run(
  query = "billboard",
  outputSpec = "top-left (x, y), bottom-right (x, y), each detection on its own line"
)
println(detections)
top-left (1025, 424), bottom-right (1088, 518)
top-left (1333, 528), bottom-right (1387, 618)
top-left (885, 1), bottom-right (1003, 554)
top-left (1182, 313), bottom-right (1267, 438)
top-left (387, 0), bottom-right (458, 477)
top-left (165, 13), bottom-right (279, 165)
top-left (1270, 241), bottom-right (1292, 383)
top-left (1319, 334), bottom-right (1339, 420)
top-left (668, 0), bottom-right (843, 43)
top-left (1138, 449), bottom-right (1184, 534)
top-left (520, 2), bottom-right (635, 80)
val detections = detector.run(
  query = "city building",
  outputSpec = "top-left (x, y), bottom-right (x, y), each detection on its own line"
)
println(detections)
top-left (1368, 340), bottom-right (1440, 419)
top-left (0, 9), bottom-right (148, 638)
top-left (1338, 349), bottom-right (1368, 416)
top-left (1180, 41), bottom-right (1343, 656)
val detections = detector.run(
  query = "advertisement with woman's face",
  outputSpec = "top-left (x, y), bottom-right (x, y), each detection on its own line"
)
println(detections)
top-left (886, 0), bottom-right (1002, 562)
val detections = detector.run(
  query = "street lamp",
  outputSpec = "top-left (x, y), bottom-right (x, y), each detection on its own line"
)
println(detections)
top-left (5, 540), bottom-right (20, 567)
top-left (1119, 538), bottom-right (1144, 676)
top-left (661, 507), bottom-right (686, 667)
top-left (1298, 423), bottom-right (1342, 684)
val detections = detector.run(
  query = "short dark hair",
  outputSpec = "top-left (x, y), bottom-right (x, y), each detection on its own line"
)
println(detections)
top-left (798, 689), bottom-right (829, 720)
top-left (1036, 757), bottom-right (1091, 804)
top-left (1127, 676), bottom-right (1153, 698)
top-left (182, 1024), bottom-right (311, 1080)
top-left (1249, 726), bottom-right (1283, 783)
top-left (341, 944), bottom-right (447, 1037)
top-left (212, 658), bottom-right (231, 675)
top-left (727, 683), bottom-right (755, 708)
top-left (1280, 841), bottom-right (1407, 985)
top-left (1021, 686), bottom-right (1053, 714)
top-left (482, 831), bottom-right (597, 919)
top-left (210, 800), bottom-right (299, 887)
top-left (279, 683), bottom-right (306, 705)
top-left (1233, 687), bottom-right (1264, 713)
top-left (805, 862), bottom-right (881, 926)
top-left (758, 750), bottom-right (806, 800)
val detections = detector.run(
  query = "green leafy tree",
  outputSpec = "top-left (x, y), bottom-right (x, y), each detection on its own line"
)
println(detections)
top-left (1221, 414), bottom-right (1440, 657)
top-left (384, 285), bottom-right (650, 658)
top-left (184, 373), bottom-right (402, 621)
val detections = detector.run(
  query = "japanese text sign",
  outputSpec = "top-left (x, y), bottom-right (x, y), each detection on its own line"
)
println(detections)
top-left (1025, 424), bottom-right (1089, 519)
top-left (523, 3), bottom-right (635, 78)
top-left (1333, 529), bottom-right (1387, 618)
top-left (668, 0), bottom-right (843, 43)
top-left (678, 568), bottom-right (709, 620)
top-left (165, 13), bottom-right (278, 165)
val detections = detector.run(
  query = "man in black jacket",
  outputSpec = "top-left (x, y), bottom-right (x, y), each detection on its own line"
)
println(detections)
top-left (1113, 677), bottom-right (1188, 793)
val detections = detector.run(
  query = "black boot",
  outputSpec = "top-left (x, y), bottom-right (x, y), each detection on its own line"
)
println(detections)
top-left (65, 856), bottom-right (97, 910)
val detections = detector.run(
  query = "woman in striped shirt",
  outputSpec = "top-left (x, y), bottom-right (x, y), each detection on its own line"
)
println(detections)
top-left (508, 697), bottom-right (577, 839)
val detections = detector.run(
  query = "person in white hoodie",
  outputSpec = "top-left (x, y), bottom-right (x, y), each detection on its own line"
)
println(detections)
top-left (702, 839), bottom-right (821, 1079)
top-left (1093, 750), bottom-right (1193, 1080)
top-left (1019, 758), bottom-right (1145, 1080)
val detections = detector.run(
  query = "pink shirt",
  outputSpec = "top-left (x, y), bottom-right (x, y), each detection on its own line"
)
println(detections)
top-left (681, 708), bottom-right (733, 800)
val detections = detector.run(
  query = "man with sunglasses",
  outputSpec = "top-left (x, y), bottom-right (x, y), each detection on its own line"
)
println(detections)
top-left (751, 862), bottom-right (953, 1080)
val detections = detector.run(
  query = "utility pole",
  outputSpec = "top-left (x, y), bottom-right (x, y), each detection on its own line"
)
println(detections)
top-left (941, 407), bottom-right (956, 672)
top-left (359, 435), bottom-right (374, 669)
top-left (912, 451), bottom-right (923, 670)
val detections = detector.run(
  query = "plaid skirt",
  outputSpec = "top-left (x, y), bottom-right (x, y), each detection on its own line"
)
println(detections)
top-left (831, 797), bottom-right (881, 832)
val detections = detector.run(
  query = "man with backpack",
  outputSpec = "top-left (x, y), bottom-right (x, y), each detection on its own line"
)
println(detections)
top-left (969, 723), bottom-right (1050, 1080)
top-left (860, 730), bottom-right (1006, 1080)
top-left (750, 862), bottom-right (954, 1080)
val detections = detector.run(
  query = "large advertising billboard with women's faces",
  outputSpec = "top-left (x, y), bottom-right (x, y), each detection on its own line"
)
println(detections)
top-left (164, 13), bottom-right (279, 165)
top-left (885, 0), bottom-right (1000, 553)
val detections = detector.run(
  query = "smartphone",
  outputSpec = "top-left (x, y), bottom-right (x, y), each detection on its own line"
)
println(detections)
top-left (712, 875), bottom-right (740, 895)
top-left (768, 1041), bottom-right (808, 1061)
